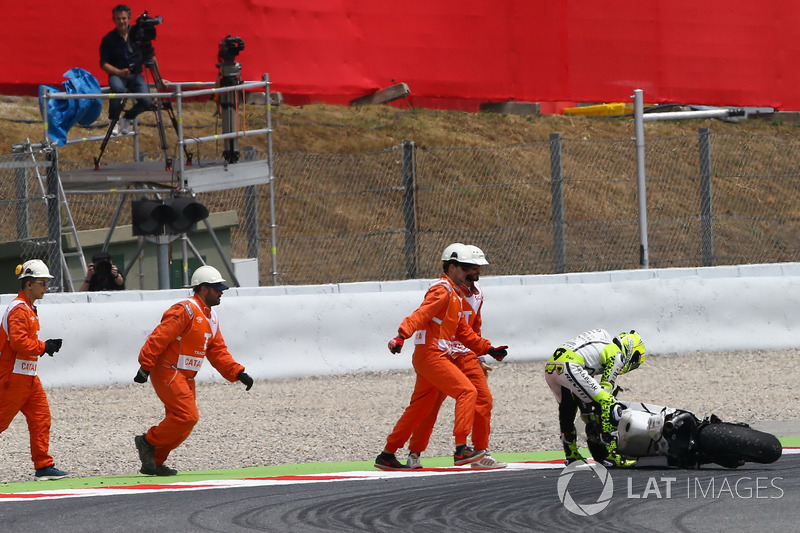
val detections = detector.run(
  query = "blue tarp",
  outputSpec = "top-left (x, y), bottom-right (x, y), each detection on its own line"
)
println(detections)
top-left (38, 68), bottom-right (102, 146)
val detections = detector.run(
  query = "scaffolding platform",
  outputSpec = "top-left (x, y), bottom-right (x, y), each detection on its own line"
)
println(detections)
top-left (59, 159), bottom-right (272, 193)
top-left (15, 73), bottom-right (279, 290)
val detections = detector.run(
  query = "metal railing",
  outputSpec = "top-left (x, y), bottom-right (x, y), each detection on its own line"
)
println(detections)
top-left (7, 76), bottom-right (276, 290)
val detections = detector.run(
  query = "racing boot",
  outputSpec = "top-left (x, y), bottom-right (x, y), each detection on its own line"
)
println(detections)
top-left (561, 431), bottom-right (585, 465)
top-left (603, 452), bottom-right (637, 468)
top-left (601, 439), bottom-right (636, 468)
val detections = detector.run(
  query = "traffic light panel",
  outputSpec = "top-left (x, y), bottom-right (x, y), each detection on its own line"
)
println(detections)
top-left (131, 200), bottom-right (173, 236)
top-left (164, 198), bottom-right (210, 234)
top-left (131, 198), bottom-right (209, 236)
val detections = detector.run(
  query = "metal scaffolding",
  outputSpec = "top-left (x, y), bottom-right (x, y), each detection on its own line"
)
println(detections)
top-left (12, 74), bottom-right (277, 291)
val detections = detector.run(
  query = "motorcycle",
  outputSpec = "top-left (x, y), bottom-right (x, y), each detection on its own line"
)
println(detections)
top-left (585, 390), bottom-right (783, 469)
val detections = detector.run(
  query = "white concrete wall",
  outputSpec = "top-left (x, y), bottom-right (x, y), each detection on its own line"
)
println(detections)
top-left (12, 262), bottom-right (800, 388)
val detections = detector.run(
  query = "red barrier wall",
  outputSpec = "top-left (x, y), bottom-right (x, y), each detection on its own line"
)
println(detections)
top-left (4, 1), bottom-right (799, 110)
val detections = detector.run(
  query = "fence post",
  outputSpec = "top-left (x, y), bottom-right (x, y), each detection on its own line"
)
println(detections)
top-left (265, 73), bottom-right (279, 286)
top-left (698, 127), bottom-right (714, 266)
top-left (401, 140), bottom-right (418, 279)
top-left (244, 185), bottom-right (260, 261)
top-left (633, 89), bottom-right (650, 268)
top-left (14, 153), bottom-right (29, 240)
top-left (243, 148), bottom-right (260, 263)
top-left (549, 133), bottom-right (566, 273)
top-left (45, 149), bottom-right (63, 291)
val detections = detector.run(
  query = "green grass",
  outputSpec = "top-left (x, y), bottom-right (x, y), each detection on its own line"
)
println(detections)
top-left (3, 441), bottom-right (797, 494)
top-left (0, 450), bottom-right (565, 494)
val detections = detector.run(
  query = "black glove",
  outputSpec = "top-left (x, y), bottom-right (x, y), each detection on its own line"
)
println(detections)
top-left (237, 371), bottom-right (253, 391)
top-left (42, 339), bottom-right (63, 357)
top-left (133, 367), bottom-right (150, 384)
top-left (487, 345), bottom-right (508, 361)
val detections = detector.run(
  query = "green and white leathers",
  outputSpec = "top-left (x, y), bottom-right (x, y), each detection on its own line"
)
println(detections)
top-left (545, 328), bottom-right (646, 467)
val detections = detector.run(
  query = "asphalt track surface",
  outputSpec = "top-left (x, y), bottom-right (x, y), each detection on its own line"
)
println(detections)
top-left (2, 452), bottom-right (797, 533)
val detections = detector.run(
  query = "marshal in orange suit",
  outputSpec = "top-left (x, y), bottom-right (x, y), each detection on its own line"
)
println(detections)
top-left (133, 265), bottom-right (253, 476)
top-left (375, 243), bottom-right (508, 470)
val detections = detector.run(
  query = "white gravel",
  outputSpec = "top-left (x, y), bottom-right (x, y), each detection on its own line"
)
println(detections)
top-left (1, 349), bottom-right (798, 483)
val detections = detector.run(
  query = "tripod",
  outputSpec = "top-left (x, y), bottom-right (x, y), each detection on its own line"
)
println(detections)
top-left (94, 52), bottom-right (192, 171)
top-left (216, 35), bottom-right (246, 164)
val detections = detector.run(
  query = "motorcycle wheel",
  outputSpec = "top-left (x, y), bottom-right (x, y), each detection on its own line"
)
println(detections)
top-left (696, 422), bottom-right (782, 467)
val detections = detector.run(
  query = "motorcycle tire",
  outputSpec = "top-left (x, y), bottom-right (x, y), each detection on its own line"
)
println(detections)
top-left (696, 422), bottom-right (782, 467)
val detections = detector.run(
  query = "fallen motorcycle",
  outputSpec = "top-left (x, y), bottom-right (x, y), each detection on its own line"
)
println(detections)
top-left (585, 392), bottom-right (783, 469)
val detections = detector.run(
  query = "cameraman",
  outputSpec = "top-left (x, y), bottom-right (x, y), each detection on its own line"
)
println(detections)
top-left (81, 252), bottom-right (125, 291)
top-left (99, 4), bottom-right (152, 134)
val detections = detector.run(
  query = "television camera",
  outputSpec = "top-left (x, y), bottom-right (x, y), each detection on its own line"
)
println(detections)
top-left (218, 35), bottom-right (245, 63)
top-left (129, 11), bottom-right (163, 61)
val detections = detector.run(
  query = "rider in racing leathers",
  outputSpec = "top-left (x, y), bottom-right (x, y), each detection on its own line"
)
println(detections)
top-left (544, 328), bottom-right (646, 467)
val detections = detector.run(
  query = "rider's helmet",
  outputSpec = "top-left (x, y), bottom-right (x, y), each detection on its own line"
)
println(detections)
top-left (615, 330), bottom-right (646, 373)
top-left (464, 244), bottom-right (489, 266)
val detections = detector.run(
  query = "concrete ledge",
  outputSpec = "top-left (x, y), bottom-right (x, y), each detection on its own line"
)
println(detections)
top-left (232, 286), bottom-right (289, 297)
top-left (350, 83), bottom-right (410, 106)
top-left (86, 291), bottom-right (146, 303)
top-left (19, 261), bottom-right (800, 387)
top-left (567, 271), bottom-right (612, 284)
top-left (779, 263), bottom-right (800, 276)
top-left (244, 91), bottom-right (284, 106)
top-left (374, 279), bottom-right (433, 292)
top-left (37, 262), bottom-right (800, 304)
top-left (749, 111), bottom-right (800, 122)
top-left (479, 101), bottom-right (541, 115)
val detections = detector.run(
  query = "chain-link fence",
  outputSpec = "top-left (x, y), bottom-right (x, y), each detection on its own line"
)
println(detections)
top-left (273, 131), bottom-right (800, 285)
top-left (3, 130), bottom-right (800, 289)
top-left (0, 148), bottom-right (269, 291)
top-left (0, 153), bottom-right (53, 262)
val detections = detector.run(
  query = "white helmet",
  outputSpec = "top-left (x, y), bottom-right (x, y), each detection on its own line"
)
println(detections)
top-left (465, 245), bottom-right (489, 265)
top-left (191, 265), bottom-right (228, 289)
top-left (441, 243), bottom-right (470, 263)
top-left (16, 259), bottom-right (53, 279)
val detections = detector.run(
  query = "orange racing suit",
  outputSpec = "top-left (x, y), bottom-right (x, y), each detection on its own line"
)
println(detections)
top-left (0, 292), bottom-right (55, 470)
top-left (385, 275), bottom-right (492, 452)
top-left (408, 281), bottom-right (494, 453)
top-left (138, 294), bottom-right (244, 466)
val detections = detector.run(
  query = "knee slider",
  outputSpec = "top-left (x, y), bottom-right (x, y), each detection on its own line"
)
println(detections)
top-left (610, 403), bottom-right (625, 425)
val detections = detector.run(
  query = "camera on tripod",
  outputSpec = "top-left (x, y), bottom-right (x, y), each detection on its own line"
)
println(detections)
top-left (130, 11), bottom-right (163, 44)
top-left (218, 35), bottom-right (245, 63)
top-left (94, 10), bottom-right (177, 170)
top-left (129, 11), bottom-right (163, 61)
top-left (215, 35), bottom-right (246, 164)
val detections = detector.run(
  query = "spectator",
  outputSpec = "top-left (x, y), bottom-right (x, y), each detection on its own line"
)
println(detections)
top-left (81, 251), bottom-right (125, 291)
top-left (99, 4), bottom-right (151, 134)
